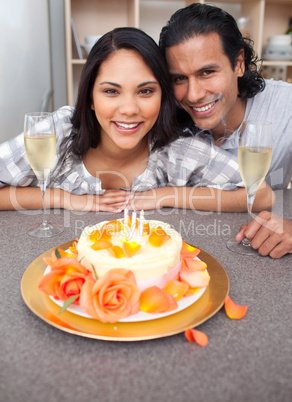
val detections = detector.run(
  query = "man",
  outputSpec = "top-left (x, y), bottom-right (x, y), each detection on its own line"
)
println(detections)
top-left (236, 211), bottom-right (292, 258)
top-left (159, 3), bottom-right (292, 190)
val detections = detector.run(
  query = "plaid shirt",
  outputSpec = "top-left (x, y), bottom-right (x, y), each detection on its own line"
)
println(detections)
top-left (0, 106), bottom-right (243, 194)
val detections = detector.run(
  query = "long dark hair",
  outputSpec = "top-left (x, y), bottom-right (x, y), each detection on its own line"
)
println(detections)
top-left (69, 27), bottom-right (178, 157)
top-left (159, 3), bottom-right (265, 100)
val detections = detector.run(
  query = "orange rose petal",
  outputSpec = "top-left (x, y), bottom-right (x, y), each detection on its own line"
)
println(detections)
top-left (149, 227), bottom-right (171, 247)
top-left (91, 240), bottom-right (113, 251)
top-left (164, 291), bottom-right (179, 312)
top-left (89, 230), bottom-right (111, 243)
top-left (109, 245), bottom-right (126, 258)
top-left (182, 257), bottom-right (207, 271)
top-left (38, 268), bottom-right (67, 297)
top-left (164, 280), bottom-right (189, 300)
top-left (43, 249), bottom-right (63, 266)
top-left (69, 240), bottom-right (79, 255)
top-left (49, 257), bottom-right (89, 274)
top-left (59, 250), bottom-right (77, 259)
top-left (185, 328), bottom-right (208, 346)
top-left (123, 241), bottom-right (141, 257)
top-left (89, 230), bottom-right (102, 242)
top-left (102, 220), bottom-right (123, 235)
top-left (79, 279), bottom-right (100, 319)
top-left (180, 269), bottom-right (210, 288)
top-left (140, 286), bottom-right (177, 313)
top-left (80, 269), bottom-right (140, 323)
top-left (184, 286), bottom-right (201, 297)
top-left (181, 242), bottom-right (201, 258)
top-left (225, 296), bottom-right (248, 320)
top-left (43, 255), bottom-right (54, 267)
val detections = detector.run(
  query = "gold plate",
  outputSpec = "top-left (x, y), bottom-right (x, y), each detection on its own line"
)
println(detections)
top-left (21, 240), bottom-right (229, 342)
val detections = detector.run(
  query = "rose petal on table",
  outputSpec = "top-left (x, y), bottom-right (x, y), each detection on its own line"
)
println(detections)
top-left (224, 296), bottom-right (248, 319)
top-left (185, 328), bottom-right (208, 346)
top-left (140, 286), bottom-right (177, 313)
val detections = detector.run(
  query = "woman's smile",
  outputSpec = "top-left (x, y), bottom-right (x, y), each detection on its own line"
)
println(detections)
top-left (91, 49), bottom-right (162, 152)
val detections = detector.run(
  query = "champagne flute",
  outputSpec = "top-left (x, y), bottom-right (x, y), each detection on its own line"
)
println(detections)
top-left (24, 112), bottom-right (63, 237)
top-left (227, 121), bottom-right (272, 255)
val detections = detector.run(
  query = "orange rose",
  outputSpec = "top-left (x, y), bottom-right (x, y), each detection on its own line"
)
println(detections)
top-left (39, 257), bottom-right (90, 304)
top-left (79, 268), bottom-right (140, 323)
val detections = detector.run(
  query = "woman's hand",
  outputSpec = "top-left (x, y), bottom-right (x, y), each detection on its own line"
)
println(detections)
top-left (235, 211), bottom-right (292, 258)
top-left (61, 189), bottom-right (132, 212)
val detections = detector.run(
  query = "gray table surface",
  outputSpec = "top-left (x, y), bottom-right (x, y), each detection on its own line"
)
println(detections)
top-left (0, 190), bottom-right (291, 402)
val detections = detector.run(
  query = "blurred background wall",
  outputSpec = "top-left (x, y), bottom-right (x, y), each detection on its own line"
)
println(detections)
top-left (0, 0), bottom-right (67, 142)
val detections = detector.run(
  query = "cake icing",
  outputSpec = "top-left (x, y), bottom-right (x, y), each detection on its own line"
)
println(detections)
top-left (77, 219), bottom-right (182, 282)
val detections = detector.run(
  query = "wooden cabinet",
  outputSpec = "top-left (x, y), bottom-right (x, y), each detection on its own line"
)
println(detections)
top-left (65, 0), bottom-right (292, 105)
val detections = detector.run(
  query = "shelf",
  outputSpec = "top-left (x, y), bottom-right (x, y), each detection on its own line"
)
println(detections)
top-left (263, 60), bottom-right (292, 66)
top-left (65, 0), bottom-right (292, 105)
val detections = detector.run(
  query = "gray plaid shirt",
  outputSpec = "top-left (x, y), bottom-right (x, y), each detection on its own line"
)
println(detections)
top-left (0, 106), bottom-right (243, 194)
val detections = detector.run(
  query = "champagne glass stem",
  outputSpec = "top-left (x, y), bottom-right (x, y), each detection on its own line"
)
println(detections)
top-left (242, 192), bottom-right (256, 247)
top-left (39, 180), bottom-right (48, 229)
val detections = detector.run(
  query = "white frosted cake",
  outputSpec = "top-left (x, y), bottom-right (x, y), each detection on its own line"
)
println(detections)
top-left (77, 218), bottom-right (182, 284)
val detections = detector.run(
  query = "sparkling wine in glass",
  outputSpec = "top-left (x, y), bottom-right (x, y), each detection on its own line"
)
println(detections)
top-left (24, 112), bottom-right (63, 237)
top-left (227, 120), bottom-right (272, 255)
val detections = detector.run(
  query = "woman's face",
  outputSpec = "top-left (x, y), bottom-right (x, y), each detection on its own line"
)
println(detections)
top-left (91, 49), bottom-right (162, 151)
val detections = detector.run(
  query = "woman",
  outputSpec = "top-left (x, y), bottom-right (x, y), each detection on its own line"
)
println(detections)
top-left (0, 28), bottom-right (274, 212)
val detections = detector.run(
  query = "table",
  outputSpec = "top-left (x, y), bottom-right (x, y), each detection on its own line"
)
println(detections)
top-left (0, 190), bottom-right (291, 402)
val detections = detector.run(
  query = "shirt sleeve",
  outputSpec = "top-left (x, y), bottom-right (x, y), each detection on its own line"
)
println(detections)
top-left (164, 136), bottom-right (243, 190)
top-left (0, 106), bottom-right (74, 189)
top-left (0, 133), bottom-right (37, 188)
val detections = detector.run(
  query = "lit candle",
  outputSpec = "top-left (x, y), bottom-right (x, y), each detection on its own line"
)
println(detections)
top-left (123, 207), bottom-right (128, 237)
top-left (130, 210), bottom-right (137, 238)
top-left (138, 210), bottom-right (145, 237)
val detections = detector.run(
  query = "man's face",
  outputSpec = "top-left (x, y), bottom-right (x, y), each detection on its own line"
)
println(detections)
top-left (165, 33), bottom-right (246, 141)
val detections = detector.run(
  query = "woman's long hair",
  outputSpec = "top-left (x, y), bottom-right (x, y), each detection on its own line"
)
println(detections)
top-left (69, 27), bottom-right (179, 157)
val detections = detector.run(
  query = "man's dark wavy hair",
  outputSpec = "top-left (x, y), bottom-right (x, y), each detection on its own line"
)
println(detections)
top-left (159, 3), bottom-right (265, 100)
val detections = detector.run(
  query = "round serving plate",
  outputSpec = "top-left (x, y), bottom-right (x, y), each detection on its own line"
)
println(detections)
top-left (21, 240), bottom-right (229, 341)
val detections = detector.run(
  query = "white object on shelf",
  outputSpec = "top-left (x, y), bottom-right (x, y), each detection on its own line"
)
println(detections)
top-left (85, 35), bottom-right (102, 46)
top-left (261, 65), bottom-right (287, 81)
top-left (81, 44), bottom-right (92, 56)
top-left (268, 35), bottom-right (291, 46)
top-left (263, 45), bottom-right (292, 60)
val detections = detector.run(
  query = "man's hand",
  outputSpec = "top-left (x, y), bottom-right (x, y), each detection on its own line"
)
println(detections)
top-left (235, 211), bottom-right (292, 259)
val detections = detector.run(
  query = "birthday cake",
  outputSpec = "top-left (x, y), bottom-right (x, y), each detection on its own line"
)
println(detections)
top-left (76, 217), bottom-right (183, 288)
top-left (39, 215), bottom-right (210, 323)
